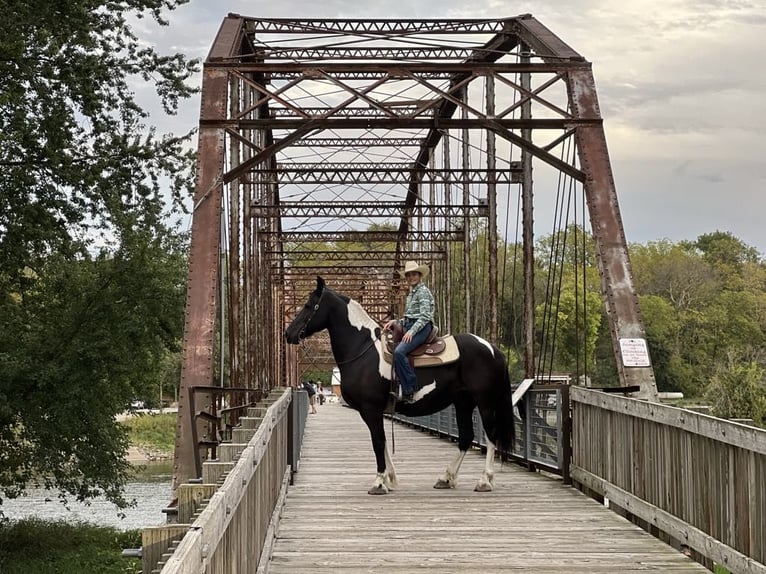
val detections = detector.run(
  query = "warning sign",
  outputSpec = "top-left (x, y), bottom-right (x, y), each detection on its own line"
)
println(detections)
top-left (619, 338), bottom-right (651, 367)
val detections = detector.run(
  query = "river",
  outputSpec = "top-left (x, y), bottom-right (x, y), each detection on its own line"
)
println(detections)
top-left (0, 461), bottom-right (173, 531)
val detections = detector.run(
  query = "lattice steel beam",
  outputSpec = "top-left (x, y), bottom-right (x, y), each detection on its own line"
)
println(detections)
top-left (242, 18), bottom-right (513, 34)
top-left (245, 166), bottom-right (522, 185)
top-left (254, 47), bottom-right (488, 60)
top-left (257, 202), bottom-right (489, 219)
top-left (268, 250), bottom-right (446, 262)
top-left (291, 138), bottom-right (426, 147)
top-left (274, 230), bottom-right (464, 242)
top-left (269, 107), bottom-right (436, 118)
top-left (211, 118), bottom-right (594, 130)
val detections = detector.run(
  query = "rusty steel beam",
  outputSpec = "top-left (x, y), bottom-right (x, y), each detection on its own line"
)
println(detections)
top-left (205, 62), bottom-right (586, 73)
top-left (274, 230), bottom-right (464, 242)
top-left (567, 67), bottom-right (659, 401)
top-left (241, 18), bottom-right (513, 34)
top-left (173, 18), bottom-right (243, 495)
top-left (291, 138), bottom-right (426, 147)
top-left (243, 166), bottom-right (521, 185)
top-left (254, 47), bottom-right (492, 60)
top-left (269, 250), bottom-right (446, 262)
top-left (209, 118), bottom-right (594, 130)
top-left (269, 107), bottom-right (436, 118)
top-left (260, 202), bottom-right (489, 219)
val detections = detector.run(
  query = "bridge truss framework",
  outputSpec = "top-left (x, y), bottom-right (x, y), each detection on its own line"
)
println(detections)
top-left (172, 15), bottom-right (658, 492)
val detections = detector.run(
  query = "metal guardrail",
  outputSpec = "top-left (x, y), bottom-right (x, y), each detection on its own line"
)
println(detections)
top-left (391, 383), bottom-right (571, 480)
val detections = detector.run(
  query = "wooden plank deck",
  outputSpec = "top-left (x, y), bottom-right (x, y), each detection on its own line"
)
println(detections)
top-left (264, 402), bottom-right (708, 573)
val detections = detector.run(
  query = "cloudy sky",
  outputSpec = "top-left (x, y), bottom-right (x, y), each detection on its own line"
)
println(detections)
top-left (133, 0), bottom-right (766, 254)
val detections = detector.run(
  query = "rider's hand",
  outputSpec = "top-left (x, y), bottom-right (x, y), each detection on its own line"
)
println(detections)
top-left (402, 331), bottom-right (413, 343)
top-left (384, 320), bottom-right (395, 330)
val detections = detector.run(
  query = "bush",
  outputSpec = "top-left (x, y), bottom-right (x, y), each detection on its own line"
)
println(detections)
top-left (0, 518), bottom-right (140, 573)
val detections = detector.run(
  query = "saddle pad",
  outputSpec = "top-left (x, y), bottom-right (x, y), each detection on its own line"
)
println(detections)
top-left (382, 335), bottom-right (459, 367)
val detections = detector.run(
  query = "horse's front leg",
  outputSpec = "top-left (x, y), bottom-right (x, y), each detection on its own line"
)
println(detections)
top-left (360, 409), bottom-right (398, 495)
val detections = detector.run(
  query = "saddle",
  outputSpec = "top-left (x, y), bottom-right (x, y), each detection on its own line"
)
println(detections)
top-left (382, 323), bottom-right (459, 368)
top-left (384, 322), bottom-right (445, 356)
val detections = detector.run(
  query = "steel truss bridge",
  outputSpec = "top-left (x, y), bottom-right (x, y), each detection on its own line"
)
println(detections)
top-left (173, 14), bottom-right (660, 493)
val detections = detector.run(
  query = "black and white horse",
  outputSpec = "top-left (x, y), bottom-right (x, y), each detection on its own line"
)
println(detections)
top-left (285, 277), bottom-right (515, 494)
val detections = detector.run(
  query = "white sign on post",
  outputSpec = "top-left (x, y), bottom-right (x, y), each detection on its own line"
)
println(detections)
top-left (619, 338), bottom-right (651, 367)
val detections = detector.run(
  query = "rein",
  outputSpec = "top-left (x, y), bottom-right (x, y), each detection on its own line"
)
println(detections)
top-left (298, 289), bottom-right (380, 366)
top-left (335, 334), bottom-right (380, 366)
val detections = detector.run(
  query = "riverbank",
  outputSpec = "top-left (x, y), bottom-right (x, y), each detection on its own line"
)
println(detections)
top-left (122, 411), bottom-right (175, 462)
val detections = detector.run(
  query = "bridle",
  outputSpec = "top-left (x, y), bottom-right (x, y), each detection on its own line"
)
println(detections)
top-left (296, 288), bottom-right (380, 366)
top-left (297, 289), bottom-right (325, 340)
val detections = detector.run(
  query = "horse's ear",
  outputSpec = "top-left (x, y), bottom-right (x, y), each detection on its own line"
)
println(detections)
top-left (316, 276), bottom-right (325, 292)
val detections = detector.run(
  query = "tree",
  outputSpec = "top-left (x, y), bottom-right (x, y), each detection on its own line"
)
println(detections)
top-left (0, 1), bottom-right (197, 508)
top-left (704, 355), bottom-right (766, 425)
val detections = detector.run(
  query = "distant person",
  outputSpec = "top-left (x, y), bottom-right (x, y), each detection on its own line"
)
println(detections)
top-left (384, 261), bottom-right (434, 403)
top-left (303, 379), bottom-right (317, 414)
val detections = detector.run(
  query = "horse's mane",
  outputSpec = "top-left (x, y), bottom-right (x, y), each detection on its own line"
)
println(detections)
top-left (326, 288), bottom-right (379, 331)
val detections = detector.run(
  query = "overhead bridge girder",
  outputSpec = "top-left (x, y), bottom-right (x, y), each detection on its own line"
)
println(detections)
top-left (257, 203), bottom-right (489, 219)
top-left (245, 166), bottom-right (522, 186)
top-left (173, 14), bottom-right (659, 495)
top-left (273, 231), bottom-right (465, 243)
top-left (267, 250), bottom-right (446, 262)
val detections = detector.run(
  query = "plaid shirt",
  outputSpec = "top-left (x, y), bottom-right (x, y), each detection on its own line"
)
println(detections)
top-left (402, 282), bottom-right (435, 335)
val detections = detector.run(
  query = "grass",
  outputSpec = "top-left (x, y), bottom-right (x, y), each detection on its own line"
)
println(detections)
top-left (122, 412), bottom-right (176, 452)
top-left (0, 518), bottom-right (141, 574)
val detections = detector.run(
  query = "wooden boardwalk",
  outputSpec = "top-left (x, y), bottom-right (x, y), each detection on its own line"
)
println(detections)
top-left (264, 402), bottom-right (708, 573)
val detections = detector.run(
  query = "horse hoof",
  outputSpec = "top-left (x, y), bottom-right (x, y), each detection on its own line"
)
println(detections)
top-left (368, 485), bottom-right (389, 495)
top-left (433, 479), bottom-right (453, 489)
top-left (474, 482), bottom-right (493, 492)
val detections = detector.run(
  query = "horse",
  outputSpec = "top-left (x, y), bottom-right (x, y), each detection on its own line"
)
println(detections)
top-left (284, 276), bottom-right (516, 495)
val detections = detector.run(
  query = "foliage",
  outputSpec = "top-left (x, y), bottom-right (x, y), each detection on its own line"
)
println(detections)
top-left (704, 356), bottom-right (766, 424)
top-left (122, 413), bottom-right (176, 453)
top-left (0, 518), bottom-right (140, 573)
top-left (0, 0), bottom-right (196, 508)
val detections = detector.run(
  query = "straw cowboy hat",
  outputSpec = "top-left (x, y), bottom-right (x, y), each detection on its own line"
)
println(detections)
top-left (399, 260), bottom-right (429, 279)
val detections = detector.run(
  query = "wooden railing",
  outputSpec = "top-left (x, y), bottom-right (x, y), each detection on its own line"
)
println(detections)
top-left (141, 387), bottom-right (307, 574)
top-left (571, 386), bottom-right (766, 574)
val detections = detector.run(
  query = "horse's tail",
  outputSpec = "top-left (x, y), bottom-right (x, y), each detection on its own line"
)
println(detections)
top-left (492, 354), bottom-right (516, 458)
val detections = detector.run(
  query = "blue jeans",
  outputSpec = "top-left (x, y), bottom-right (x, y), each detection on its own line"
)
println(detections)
top-left (393, 321), bottom-right (432, 395)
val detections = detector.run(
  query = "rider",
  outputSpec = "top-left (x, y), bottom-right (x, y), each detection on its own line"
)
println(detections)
top-left (384, 261), bottom-right (435, 403)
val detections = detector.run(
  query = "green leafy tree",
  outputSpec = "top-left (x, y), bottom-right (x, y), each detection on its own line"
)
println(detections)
top-left (705, 355), bottom-right (766, 425)
top-left (0, 1), bottom-right (196, 508)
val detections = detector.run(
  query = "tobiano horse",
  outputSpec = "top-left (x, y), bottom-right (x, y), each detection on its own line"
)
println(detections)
top-left (284, 276), bottom-right (516, 495)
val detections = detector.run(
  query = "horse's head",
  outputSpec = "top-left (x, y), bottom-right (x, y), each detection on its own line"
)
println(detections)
top-left (285, 276), bottom-right (330, 344)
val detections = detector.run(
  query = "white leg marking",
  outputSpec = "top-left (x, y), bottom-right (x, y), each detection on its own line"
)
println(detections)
top-left (474, 437), bottom-right (496, 492)
top-left (384, 443), bottom-right (399, 489)
top-left (368, 472), bottom-right (390, 495)
top-left (434, 449), bottom-right (466, 489)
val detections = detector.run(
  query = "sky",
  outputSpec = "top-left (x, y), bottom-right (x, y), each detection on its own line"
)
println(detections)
top-left (132, 0), bottom-right (766, 254)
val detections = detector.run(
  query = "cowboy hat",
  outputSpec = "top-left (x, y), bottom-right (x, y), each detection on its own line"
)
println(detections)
top-left (399, 260), bottom-right (429, 279)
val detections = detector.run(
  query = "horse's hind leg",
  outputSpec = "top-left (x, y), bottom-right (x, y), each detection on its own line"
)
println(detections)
top-left (359, 408), bottom-right (398, 495)
top-left (474, 405), bottom-right (499, 492)
top-left (474, 437), bottom-right (496, 492)
top-left (434, 400), bottom-right (474, 489)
